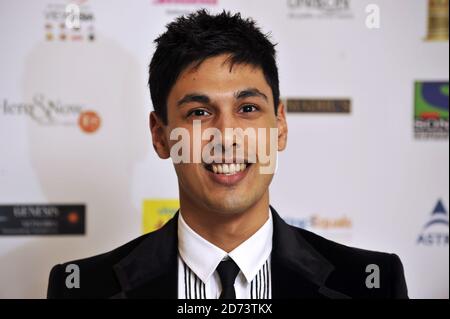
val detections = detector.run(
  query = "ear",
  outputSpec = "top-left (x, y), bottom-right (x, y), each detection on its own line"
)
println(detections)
top-left (276, 102), bottom-right (288, 152)
top-left (149, 111), bottom-right (170, 159)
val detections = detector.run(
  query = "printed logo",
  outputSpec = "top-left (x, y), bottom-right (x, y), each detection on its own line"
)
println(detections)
top-left (287, 0), bottom-right (354, 20)
top-left (417, 199), bottom-right (449, 246)
top-left (78, 110), bottom-right (101, 133)
top-left (44, 1), bottom-right (95, 42)
top-left (285, 98), bottom-right (351, 113)
top-left (152, 0), bottom-right (218, 16)
top-left (425, 0), bottom-right (449, 41)
top-left (284, 213), bottom-right (353, 243)
top-left (0, 204), bottom-right (85, 235)
top-left (414, 81), bottom-right (449, 139)
top-left (142, 199), bottom-right (179, 233)
top-left (2, 94), bottom-right (101, 134)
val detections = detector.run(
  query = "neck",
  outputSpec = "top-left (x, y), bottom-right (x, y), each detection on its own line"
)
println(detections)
top-left (179, 191), bottom-right (270, 253)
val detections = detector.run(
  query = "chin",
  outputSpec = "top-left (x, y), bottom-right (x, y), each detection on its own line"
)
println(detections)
top-left (201, 193), bottom-right (257, 216)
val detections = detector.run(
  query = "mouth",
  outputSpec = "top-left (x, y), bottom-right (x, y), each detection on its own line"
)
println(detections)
top-left (203, 162), bottom-right (253, 186)
top-left (204, 162), bottom-right (251, 175)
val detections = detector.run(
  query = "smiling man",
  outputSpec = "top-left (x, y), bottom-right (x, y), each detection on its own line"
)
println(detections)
top-left (47, 10), bottom-right (408, 299)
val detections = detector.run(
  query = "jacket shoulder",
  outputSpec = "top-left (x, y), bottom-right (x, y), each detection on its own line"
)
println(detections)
top-left (295, 226), bottom-right (391, 261)
top-left (293, 225), bottom-right (408, 298)
top-left (47, 232), bottom-right (150, 299)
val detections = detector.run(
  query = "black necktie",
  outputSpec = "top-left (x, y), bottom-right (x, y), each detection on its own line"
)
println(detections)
top-left (216, 258), bottom-right (240, 299)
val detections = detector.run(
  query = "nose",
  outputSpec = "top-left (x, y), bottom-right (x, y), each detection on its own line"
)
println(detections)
top-left (212, 111), bottom-right (240, 159)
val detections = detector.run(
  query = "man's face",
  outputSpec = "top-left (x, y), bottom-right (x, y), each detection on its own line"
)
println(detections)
top-left (151, 54), bottom-right (287, 215)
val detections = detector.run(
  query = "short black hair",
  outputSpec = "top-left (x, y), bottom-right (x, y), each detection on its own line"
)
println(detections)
top-left (149, 9), bottom-right (279, 124)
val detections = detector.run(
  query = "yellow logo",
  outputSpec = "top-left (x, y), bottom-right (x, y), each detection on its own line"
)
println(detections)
top-left (425, 0), bottom-right (449, 41)
top-left (142, 199), bottom-right (179, 234)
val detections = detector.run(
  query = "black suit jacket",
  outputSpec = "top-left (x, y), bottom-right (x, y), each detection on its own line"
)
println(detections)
top-left (47, 206), bottom-right (408, 299)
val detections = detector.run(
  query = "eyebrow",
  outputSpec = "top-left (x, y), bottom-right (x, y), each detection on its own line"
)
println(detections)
top-left (177, 93), bottom-right (211, 107)
top-left (234, 88), bottom-right (268, 102)
top-left (176, 87), bottom-right (268, 107)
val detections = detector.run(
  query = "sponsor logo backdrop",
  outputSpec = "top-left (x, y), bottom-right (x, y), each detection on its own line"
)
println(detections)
top-left (0, 0), bottom-right (448, 298)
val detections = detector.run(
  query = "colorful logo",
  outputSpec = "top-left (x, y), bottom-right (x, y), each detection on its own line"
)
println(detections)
top-left (2, 94), bottom-right (101, 133)
top-left (414, 81), bottom-right (449, 139)
top-left (283, 213), bottom-right (353, 243)
top-left (44, 1), bottom-right (95, 42)
top-left (142, 199), bottom-right (179, 234)
top-left (284, 214), bottom-right (352, 230)
top-left (78, 110), bottom-right (101, 133)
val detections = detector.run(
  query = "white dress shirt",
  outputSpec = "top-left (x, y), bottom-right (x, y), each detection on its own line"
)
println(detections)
top-left (177, 210), bottom-right (273, 299)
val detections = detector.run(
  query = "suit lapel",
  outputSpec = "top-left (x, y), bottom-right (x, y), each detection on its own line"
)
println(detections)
top-left (111, 207), bottom-right (350, 299)
top-left (112, 212), bottom-right (179, 299)
top-left (270, 206), bottom-right (351, 299)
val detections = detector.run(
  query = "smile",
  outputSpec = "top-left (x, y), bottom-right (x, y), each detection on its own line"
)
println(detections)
top-left (204, 163), bottom-right (250, 175)
top-left (203, 162), bottom-right (252, 186)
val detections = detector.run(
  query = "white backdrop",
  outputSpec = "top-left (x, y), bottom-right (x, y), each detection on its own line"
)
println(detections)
top-left (0, 0), bottom-right (448, 298)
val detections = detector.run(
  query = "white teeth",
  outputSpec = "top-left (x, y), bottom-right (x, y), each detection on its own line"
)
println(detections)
top-left (222, 164), bottom-right (229, 174)
top-left (208, 163), bottom-right (248, 175)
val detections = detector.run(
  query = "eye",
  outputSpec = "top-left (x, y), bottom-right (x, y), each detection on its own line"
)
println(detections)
top-left (239, 104), bottom-right (258, 113)
top-left (187, 109), bottom-right (211, 118)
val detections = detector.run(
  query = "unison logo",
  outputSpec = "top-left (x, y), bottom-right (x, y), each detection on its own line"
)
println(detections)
top-left (417, 199), bottom-right (449, 246)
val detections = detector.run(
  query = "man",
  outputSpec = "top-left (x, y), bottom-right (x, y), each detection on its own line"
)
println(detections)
top-left (47, 10), bottom-right (408, 299)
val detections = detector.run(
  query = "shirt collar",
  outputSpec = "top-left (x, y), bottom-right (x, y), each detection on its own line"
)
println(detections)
top-left (177, 209), bottom-right (273, 284)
